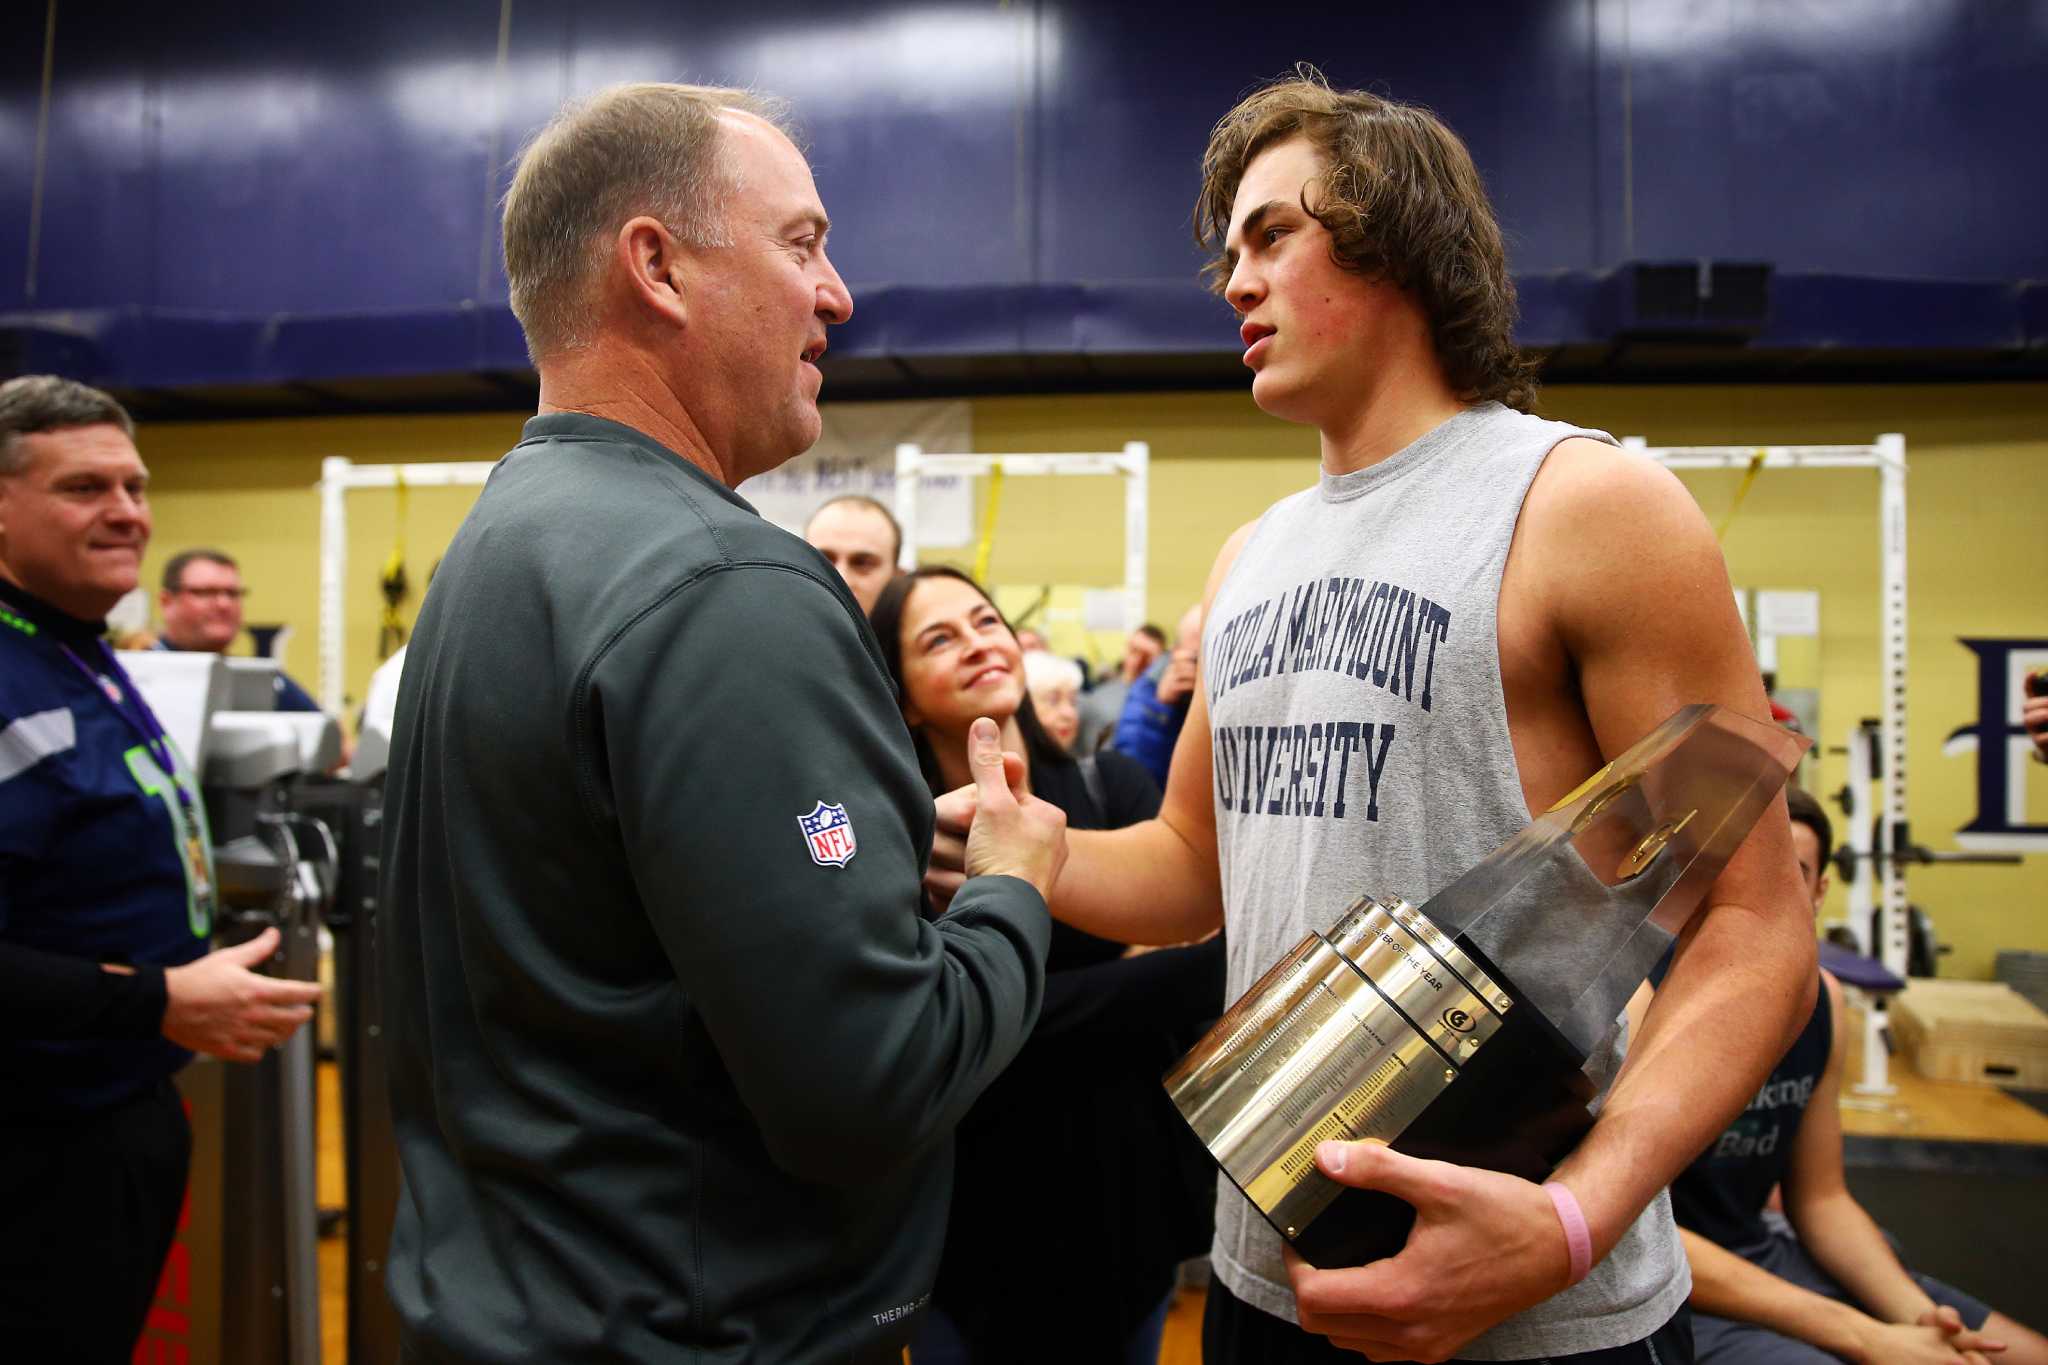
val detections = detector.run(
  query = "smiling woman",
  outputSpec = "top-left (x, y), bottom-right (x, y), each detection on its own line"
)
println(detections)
top-left (870, 565), bottom-right (1062, 794)
top-left (867, 564), bottom-right (1226, 1364)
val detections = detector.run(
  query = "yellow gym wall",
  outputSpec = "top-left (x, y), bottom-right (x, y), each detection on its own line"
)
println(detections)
top-left (133, 382), bottom-right (2047, 978)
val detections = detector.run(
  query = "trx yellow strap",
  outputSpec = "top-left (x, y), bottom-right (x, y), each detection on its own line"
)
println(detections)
top-left (1715, 448), bottom-right (1769, 540)
top-left (971, 463), bottom-right (1005, 585)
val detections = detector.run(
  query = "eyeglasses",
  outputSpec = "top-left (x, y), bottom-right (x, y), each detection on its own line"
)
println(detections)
top-left (171, 586), bottom-right (248, 601)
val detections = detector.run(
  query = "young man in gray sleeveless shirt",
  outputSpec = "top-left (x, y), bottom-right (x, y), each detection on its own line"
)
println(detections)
top-left (930, 70), bottom-right (1818, 1364)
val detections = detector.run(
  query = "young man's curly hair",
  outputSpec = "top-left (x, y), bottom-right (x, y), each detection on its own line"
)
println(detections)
top-left (1195, 66), bottom-right (1538, 412)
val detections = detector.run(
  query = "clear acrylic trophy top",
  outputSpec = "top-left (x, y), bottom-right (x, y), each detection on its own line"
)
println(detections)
top-left (1416, 704), bottom-right (1810, 1058)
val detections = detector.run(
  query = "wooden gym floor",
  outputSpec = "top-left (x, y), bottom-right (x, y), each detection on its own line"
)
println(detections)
top-left (314, 1002), bottom-right (2048, 1363)
top-left (1836, 998), bottom-right (2048, 1146)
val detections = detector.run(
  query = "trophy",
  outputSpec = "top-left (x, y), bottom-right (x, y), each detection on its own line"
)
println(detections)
top-left (1165, 704), bottom-right (1808, 1268)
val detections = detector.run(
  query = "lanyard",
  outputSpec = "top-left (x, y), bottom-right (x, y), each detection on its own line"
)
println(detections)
top-left (52, 637), bottom-right (217, 919)
top-left (53, 638), bottom-right (197, 816)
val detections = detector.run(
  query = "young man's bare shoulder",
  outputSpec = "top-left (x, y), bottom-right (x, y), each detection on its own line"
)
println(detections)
top-left (1525, 435), bottom-right (1695, 521)
top-left (1515, 435), bottom-right (1718, 586)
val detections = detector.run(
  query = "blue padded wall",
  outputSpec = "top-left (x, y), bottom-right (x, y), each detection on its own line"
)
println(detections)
top-left (1, 0), bottom-right (2041, 388)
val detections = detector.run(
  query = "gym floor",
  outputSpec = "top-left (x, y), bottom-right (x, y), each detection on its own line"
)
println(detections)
top-left (314, 1000), bottom-right (2048, 1362)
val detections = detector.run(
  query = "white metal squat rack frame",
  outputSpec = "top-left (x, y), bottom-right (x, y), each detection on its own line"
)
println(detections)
top-left (321, 441), bottom-right (1155, 709)
top-left (317, 455), bottom-right (497, 719)
top-left (1628, 433), bottom-right (1908, 1094)
top-left (892, 441), bottom-right (1150, 639)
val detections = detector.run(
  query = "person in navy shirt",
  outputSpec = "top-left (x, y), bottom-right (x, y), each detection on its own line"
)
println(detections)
top-left (0, 375), bottom-right (324, 1362)
top-left (1638, 787), bottom-right (2048, 1365)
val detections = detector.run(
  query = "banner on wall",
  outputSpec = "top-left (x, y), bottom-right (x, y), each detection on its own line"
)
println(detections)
top-left (1943, 637), bottom-right (2048, 854)
top-left (738, 399), bottom-right (972, 547)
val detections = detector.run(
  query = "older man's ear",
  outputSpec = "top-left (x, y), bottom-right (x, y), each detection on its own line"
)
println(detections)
top-left (613, 216), bottom-right (692, 331)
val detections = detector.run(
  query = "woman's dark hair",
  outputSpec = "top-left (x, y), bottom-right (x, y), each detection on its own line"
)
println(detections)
top-left (869, 565), bottom-right (1074, 795)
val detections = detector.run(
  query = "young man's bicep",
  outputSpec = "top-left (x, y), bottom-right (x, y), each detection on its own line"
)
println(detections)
top-left (1148, 519), bottom-right (1264, 904)
top-left (1542, 448), bottom-right (1817, 1237)
top-left (1548, 451), bottom-right (1805, 921)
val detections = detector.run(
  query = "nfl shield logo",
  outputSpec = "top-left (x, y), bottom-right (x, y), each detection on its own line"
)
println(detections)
top-left (798, 800), bottom-right (858, 867)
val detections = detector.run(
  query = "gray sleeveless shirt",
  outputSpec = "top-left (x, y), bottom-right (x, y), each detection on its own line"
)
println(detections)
top-left (1202, 402), bottom-right (1689, 1358)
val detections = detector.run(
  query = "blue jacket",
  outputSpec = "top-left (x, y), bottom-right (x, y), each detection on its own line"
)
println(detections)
top-left (1, 581), bottom-right (211, 1118)
top-left (1111, 654), bottom-right (1189, 788)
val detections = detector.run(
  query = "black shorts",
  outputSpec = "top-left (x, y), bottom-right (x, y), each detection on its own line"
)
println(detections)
top-left (1201, 1274), bottom-right (1694, 1365)
top-left (0, 1080), bottom-right (192, 1363)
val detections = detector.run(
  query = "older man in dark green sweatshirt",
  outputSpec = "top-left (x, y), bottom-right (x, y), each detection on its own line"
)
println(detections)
top-left (378, 83), bottom-right (1066, 1364)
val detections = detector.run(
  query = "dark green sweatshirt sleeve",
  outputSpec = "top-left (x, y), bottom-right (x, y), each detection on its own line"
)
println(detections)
top-left (582, 561), bottom-right (1050, 1187)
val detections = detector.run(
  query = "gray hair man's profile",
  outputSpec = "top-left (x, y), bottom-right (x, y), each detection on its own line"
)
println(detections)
top-left (377, 83), bottom-right (1064, 1364)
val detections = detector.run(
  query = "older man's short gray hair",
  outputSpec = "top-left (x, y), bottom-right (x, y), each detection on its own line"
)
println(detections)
top-left (502, 82), bottom-right (790, 361)
top-left (0, 375), bottom-right (135, 476)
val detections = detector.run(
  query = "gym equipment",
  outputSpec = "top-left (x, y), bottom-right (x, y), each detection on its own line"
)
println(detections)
top-left (1831, 719), bottom-right (2020, 1092)
top-left (318, 456), bottom-right (495, 717)
top-left (1630, 435), bottom-right (1915, 1095)
top-left (123, 653), bottom-right (339, 1363)
top-left (288, 769), bottom-right (401, 1365)
top-left (893, 442), bottom-right (1149, 637)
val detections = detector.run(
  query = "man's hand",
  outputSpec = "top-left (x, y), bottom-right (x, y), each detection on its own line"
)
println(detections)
top-left (959, 717), bottom-right (1067, 899)
top-left (1912, 1305), bottom-right (2005, 1364)
top-left (161, 927), bottom-right (323, 1063)
top-left (925, 784), bottom-right (976, 913)
top-left (926, 732), bottom-right (1029, 910)
top-left (1848, 1316), bottom-right (2002, 1364)
top-left (2023, 680), bottom-right (2048, 763)
top-left (1284, 1141), bottom-right (1569, 1362)
top-left (1156, 648), bottom-right (1200, 706)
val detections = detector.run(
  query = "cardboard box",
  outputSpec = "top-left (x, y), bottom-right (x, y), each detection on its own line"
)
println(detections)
top-left (1892, 979), bottom-right (2048, 1089)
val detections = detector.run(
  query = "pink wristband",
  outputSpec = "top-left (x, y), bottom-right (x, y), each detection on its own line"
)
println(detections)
top-left (1543, 1181), bottom-right (1593, 1284)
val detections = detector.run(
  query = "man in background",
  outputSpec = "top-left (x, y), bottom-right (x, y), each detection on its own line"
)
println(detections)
top-left (804, 493), bottom-right (901, 614)
top-left (156, 548), bottom-right (322, 713)
top-left (1112, 602), bottom-right (1202, 787)
top-left (1077, 621), bottom-right (1166, 753)
top-left (0, 375), bottom-right (322, 1359)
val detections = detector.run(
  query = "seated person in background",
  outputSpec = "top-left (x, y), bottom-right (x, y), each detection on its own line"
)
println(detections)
top-left (1111, 602), bottom-right (1202, 788)
top-left (1639, 786), bottom-right (2048, 1365)
top-left (871, 566), bottom-right (1224, 1365)
top-left (1077, 622), bottom-right (1165, 753)
top-left (357, 642), bottom-right (407, 760)
top-left (1022, 649), bottom-right (1084, 753)
top-left (802, 493), bottom-right (900, 615)
top-left (155, 547), bottom-right (320, 712)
